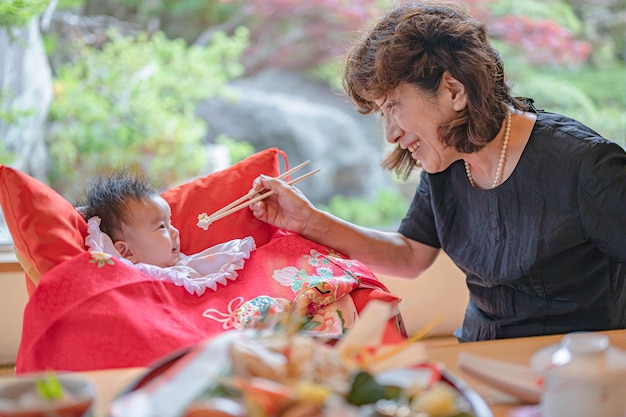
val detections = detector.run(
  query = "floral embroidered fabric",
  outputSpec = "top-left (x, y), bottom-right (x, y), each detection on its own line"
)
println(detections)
top-left (17, 229), bottom-right (404, 373)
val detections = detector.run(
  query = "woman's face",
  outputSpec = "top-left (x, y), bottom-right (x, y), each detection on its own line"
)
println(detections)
top-left (376, 82), bottom-right (460, 173)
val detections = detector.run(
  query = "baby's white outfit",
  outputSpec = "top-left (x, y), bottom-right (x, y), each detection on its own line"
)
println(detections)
top-left (85, 217), bottom-right (255, 296)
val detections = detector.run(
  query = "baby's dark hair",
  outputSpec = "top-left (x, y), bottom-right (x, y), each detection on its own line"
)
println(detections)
top-left (77, 169), bottom-right (157, 241)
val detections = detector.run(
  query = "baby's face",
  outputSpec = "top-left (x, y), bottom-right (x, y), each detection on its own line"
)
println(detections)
top-left (118, 195), bottom-right (181, 267)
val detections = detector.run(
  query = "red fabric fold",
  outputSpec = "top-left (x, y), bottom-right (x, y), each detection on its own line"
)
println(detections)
top-left (17, 232), bottom-right (405, 373)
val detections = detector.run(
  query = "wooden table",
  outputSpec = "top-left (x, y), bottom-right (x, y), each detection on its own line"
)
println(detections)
top-left (426, 330), bottom-right (626, 416)
top-left (5, 330), bottom-right (626, 417)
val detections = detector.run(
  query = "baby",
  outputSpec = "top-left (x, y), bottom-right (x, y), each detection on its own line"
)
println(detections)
top-left (78, 169), bottom-right (255, 295)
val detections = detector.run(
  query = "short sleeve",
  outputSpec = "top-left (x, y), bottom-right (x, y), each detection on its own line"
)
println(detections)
top-left (398, 170), bottom-right (441, 248)
top-left (579, 142), bottom-right (626, 261)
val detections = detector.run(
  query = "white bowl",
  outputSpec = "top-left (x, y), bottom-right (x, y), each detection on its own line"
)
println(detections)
top-left (0, 373), bottom-right (95, 417)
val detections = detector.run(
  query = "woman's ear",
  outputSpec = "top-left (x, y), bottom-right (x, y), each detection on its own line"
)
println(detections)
top-left (114, 240), bottom-right (136, 263)
top-left (441, 71), bottom-right (467, 112)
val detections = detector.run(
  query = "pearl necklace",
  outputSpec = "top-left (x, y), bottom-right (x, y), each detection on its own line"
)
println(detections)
top-left (465, 109), bottom-right (511, 189)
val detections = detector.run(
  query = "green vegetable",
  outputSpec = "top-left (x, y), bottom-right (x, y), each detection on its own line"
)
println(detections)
top-left (346, 371), bottom-right (401, 406)
top-left (35, 373), bottom-right (65, 401)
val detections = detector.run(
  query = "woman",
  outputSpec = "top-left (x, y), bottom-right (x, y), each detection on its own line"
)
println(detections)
top-left (250, 1), bottom-right (626, 341)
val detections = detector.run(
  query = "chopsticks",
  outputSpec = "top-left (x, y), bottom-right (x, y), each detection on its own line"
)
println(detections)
top-left (208, 169), bottom-right (320, 223)
top-left (209, 160), bottom-right (311, 220)
top-left (197, 161), bottom-right (319, 227)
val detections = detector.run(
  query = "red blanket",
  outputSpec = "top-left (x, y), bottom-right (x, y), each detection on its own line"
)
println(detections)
top-left (17, 231), bottom-right (405, 373)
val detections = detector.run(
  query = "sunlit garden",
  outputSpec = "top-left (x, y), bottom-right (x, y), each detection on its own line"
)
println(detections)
top-left (1, 0), bottom-right (625, 230)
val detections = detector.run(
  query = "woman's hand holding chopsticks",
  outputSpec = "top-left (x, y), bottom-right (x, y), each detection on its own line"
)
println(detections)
top-left (248, 172), bottom-right (319, 234)
top-left (196, 160), bottom-right (319, 230)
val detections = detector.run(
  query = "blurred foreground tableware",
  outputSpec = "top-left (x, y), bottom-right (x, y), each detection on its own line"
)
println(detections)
top-left (0, 373), bottom-right (95, 417)
top-left (111, 329), bottom-right (494, 417)
top-left (531, 332), bottom-right (626, 417)
top-left (457, 352), bottom-right (541, 404)
top-left (458, 331), bottom-right (626, 417)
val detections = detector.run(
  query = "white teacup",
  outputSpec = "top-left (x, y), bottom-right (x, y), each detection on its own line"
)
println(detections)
top-left (531, 332), bottom-right (626, 417)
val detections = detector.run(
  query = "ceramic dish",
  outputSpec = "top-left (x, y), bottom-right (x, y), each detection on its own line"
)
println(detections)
top-left (0, 373), bottom-right (95, 417)
top-left (112, 340), bottom-right (494, 417)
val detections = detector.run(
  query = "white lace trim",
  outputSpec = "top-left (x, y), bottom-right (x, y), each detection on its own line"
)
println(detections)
top-left (85, 216), bottom-right (255, 296)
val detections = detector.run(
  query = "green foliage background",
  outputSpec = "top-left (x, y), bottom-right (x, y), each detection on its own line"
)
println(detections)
top-left (48, 28), bottom-right (249, 200)
top-left (1, 0), bottom-right (625, 224)
top-left (486, 0), bottom-right (626, 145)
top-left (0, 0), bottom-right (47, 29)
top-left (319, 189), bottom-right (409, 229)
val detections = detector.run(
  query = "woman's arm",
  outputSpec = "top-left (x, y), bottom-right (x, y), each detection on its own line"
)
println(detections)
top-left (249, 175), bottom-right (439, 278)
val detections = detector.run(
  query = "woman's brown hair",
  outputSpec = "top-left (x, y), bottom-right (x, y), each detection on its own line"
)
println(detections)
top-left (343, 1), bottom-right (529, 179)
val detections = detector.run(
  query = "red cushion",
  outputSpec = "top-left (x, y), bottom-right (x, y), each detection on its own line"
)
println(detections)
top-left (0, 148), bottom-right (285, 291)
top-left (162, 147), bottom-right (282, 254)
top-left (0, 165), bottom-right (88, 286)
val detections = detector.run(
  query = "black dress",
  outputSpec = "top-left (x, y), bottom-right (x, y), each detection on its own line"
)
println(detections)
top-left (398, 109), bottom-right (626, 341)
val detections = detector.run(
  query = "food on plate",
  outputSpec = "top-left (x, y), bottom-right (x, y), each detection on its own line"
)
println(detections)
top-left (411, 383), bottom-right (462, 416)
top-left (181, 331), bottom-right (476, 417)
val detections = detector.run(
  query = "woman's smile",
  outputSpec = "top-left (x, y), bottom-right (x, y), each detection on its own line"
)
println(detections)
top-left (408, 141), bottom-right (420, 156)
